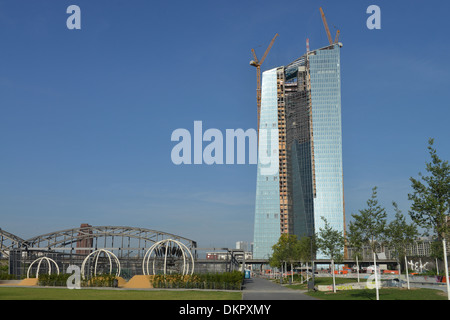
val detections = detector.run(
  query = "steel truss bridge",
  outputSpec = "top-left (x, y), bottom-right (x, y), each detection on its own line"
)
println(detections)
top-left (1, 226), bottom-right (250, 277)
top-left (0, 226), bottom-right (197, 258)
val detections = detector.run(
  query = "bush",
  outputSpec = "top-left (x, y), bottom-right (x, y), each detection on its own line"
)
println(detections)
top-left (37, 273), bottom-right (118, 287)
top-left (82, 273), bottom-right (117, 287)
top-left (151, 271), bottom-right (244, 290)
top-left (0, 273), bottom-right (17, 280)
top-left (0, 265), bottom-right (16, 280)
top-left (38, 273), bottom-right (71, 287)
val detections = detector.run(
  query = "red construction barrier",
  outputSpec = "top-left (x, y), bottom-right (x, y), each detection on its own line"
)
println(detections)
top-left (383, 270), bottom-right (399, 275)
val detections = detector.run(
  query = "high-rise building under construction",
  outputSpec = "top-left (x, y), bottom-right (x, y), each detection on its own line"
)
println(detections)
top-left (253, 42), bottom-right (345, 259)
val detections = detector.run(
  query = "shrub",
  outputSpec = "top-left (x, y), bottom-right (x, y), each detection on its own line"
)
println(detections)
top-left (0, 273), bottom-right (17, 280)
top-left (37, 273), bottom-right (119, 287)
top-left (38, 273), bottom-right (71, 287)
top-left (150, 271), bottom-right (244, 290)
top-left (0, 265), bottom-right (16, 280)
top-left (83, 273), bottom-right (117, 287)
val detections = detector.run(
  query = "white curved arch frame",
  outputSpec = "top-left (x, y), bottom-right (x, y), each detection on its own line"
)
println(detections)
top-left (142, 239), bottom-right (193, 276)
top-left (142, 239), bottom-right (195, 276)
top-left (27, 257), bottom-right (60, 279)
top-left (81, 249), bottom-right (121, 279)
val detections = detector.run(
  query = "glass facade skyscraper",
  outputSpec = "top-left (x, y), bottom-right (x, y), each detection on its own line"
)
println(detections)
top-left (253, 43), bottom-right (345, 259)
top-left (253, 68), bottom-right (281, 260)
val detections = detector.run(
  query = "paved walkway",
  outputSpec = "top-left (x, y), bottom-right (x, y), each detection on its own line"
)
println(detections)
top-left (242, 277), bottom-right (318, 300)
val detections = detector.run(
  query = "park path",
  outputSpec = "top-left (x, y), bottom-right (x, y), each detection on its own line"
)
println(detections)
top-left (242, 277), bottom-right (318, 300)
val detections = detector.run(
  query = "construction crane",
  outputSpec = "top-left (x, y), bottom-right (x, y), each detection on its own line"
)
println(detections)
top-left (319, 7), bottom-right (340, 45)
top-left (250, 33), bottom-right (279, 132)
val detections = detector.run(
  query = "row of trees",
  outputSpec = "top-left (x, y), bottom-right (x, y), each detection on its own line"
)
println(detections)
top-left (269, 138), bottom-right (450, 273)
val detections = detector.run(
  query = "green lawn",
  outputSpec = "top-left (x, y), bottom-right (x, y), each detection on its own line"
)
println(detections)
top-left (284, 276), bottom-right (447, 300)
top-left (305, 288), bottom-right (447, 300)
top-left (1, 281), bottom-right (446, 300)
top-left (285, 276), bottom-right (361, 290)
top-left (0, 287), bottom-right (242, 300)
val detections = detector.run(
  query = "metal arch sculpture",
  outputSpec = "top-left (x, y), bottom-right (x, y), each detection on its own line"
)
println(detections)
top-left (142, 239), bottom-right (195, 276)
top-left (81, 249), bottom-right (121, 279)
top-left (27, 257), bottom-right (60, 279)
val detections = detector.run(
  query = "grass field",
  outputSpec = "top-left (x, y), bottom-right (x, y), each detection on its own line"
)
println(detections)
top-left (305, 288), bottom-right (447, 300)
top-left (285, 277), bottom-right (361, 290)
top-left (1, 279), bottom-right (447, 300)
top-left (0, 287), bottom-right (242, 300)
top-left (284, 277), bottom-right (447, 300)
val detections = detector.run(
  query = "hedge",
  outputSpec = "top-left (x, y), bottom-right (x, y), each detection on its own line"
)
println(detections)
top-left (151, 271), bottom-right (244, 290)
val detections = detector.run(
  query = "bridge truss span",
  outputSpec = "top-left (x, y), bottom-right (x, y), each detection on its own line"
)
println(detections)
top-left (0, 226), bottom-right (197, 259)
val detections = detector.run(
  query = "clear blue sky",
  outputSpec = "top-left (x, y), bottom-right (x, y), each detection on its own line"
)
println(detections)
top-left (1, 0), bottom-right (449, 247)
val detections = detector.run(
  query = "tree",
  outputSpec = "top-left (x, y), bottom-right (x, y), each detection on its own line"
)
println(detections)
top-left (348, 187), bottom-right (387, 300)
top-left (269, 234), bottom-right (300, 270)
top-left (316, 217), bottom-right (345, 292)
top-left (298, 236), bottom-right (316, 263)
top-left (384, 202), bottom-right (419, 269)
top-left (408, 138), bottom-right (450, 242)
top-left (297, 236), bottom-right (316, 283)
top-left (346, 219), bottom-right (364, 260)
top-left (316, 217), bottom-right (345, 262)
top-left (349, 186), bottom-right (387, 255)
top-left (346, 218), bottom-right (364, 282)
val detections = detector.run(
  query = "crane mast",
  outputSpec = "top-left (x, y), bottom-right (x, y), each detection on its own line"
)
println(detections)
top-left (320, 7), bottom-right (340, 45)
top-left (250, 33), bottom-right (279, 133)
